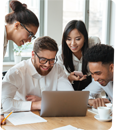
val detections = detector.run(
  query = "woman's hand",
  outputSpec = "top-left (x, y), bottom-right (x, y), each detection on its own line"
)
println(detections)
top-left (26, 95), bottom-right (41, 102)
top-left (68, 71), bottom-right (87, 83)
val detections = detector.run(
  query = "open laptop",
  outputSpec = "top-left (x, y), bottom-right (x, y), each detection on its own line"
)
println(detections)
top-left (40, 91), bottom-right (89, 117)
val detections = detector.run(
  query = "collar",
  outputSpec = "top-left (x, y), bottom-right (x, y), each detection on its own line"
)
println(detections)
top-left (72, 54), bottom-right (82, 62)
top-left (27, 58), bottom-right (42, 79)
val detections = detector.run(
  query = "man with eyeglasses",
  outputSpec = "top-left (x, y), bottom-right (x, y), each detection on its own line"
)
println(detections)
top-left (2, 36), bottom-right (74, 112)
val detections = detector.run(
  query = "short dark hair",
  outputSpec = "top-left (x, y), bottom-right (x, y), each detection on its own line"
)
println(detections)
top-left (5, 0), bottom-right (39, 27)
top-left (62, 20), bottom-right (88, 74)
top-left (84, 44), bottom-right (114, 64)
top-left (33, 36), bottom-right (58, 53)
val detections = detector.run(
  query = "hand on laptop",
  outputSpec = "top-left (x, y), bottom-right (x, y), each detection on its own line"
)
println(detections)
top-left (68, 71), bottom-right (87, 83)
top-left (26, 95), bottom-right (41, 102)
top-left (88, 98), bottom-right (111, 109)
top-left (0, 115), bottom-right (6, 125)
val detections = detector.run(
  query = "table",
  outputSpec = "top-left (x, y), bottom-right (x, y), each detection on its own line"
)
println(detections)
top-left (2, 110), bottom-right (112, 130)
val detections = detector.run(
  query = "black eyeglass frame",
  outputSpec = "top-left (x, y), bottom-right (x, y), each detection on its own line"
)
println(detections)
top-left (20, 23), bottom-right (36, 40)
top-left (34, 51), bottom-right (58, 65)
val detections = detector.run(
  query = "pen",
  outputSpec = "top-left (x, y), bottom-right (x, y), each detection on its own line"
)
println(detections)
top-left (1, 110), bottom-right (14, 123)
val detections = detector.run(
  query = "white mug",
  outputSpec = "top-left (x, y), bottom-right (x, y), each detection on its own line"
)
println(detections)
top-left (98, 107), bottom-right (111, 119)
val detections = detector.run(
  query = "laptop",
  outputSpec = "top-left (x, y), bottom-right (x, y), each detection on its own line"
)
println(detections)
top-left (40, 91), bottom-right (89, 117)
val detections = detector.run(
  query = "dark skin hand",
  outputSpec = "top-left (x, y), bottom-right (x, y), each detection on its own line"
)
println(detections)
top-left (88, 98), bottom-right (111, 109)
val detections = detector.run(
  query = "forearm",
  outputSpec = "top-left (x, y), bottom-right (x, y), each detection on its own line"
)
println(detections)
top-left (31, 101), bottom-right (41, 110)
top-left (2, 98), bottom-right (32, 112)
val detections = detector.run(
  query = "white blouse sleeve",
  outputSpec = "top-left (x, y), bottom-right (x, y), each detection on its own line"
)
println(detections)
top-left (88, 36), bottom-right (101, 48)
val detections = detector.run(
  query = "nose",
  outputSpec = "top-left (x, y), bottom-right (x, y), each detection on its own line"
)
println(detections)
top-left (44, 60), bottom-right (50, 67)
top-left (92, 74), bottom-right (99, 81)
top-left (71, 39), bottom-right (75, 46)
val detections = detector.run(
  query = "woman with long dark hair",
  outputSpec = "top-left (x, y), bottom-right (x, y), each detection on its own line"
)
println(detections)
top-left (3, 0), bottom-right (39, 58)
top-left (57, 20), bottom-right (101, 90)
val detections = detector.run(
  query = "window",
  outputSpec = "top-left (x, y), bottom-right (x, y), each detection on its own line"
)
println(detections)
top-left (3, 0), bottom-right (41, 62)
top-left (63, 0), bottom-right (110, 44)
top-left (63, 0), bottom-right (84, 31)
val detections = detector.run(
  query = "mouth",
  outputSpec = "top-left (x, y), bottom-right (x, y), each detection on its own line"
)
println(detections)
top-left (70, 46), bottom-right (78, 51)
top-left (40, 66), bottom-right (49, 71)
top-left (98, 80), bottom-right (104, 85)
top-left (21, 40), bottom-right (25, 46)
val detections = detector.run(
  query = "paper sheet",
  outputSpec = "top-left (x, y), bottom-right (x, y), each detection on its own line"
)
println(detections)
top-left (52, 125), bottom-right (84, 130)
top-left (4, 111), bottom-right (47, 125)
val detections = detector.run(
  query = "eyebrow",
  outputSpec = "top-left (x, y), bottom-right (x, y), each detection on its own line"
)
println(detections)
top-left (89, 71), bottom-right (101, 75)
top-left (67, 36), bottom-right (81, 38)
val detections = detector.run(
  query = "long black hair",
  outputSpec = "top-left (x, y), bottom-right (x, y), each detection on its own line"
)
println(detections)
top-left (62, 20), bottom-right (88, 74)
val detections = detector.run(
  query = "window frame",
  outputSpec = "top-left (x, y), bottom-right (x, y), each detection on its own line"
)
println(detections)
top-left (84, 0), bottom-right (111, 45)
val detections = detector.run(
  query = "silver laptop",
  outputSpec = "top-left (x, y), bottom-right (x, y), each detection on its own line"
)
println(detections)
top-left (40, 91), bottom-right (89, 117)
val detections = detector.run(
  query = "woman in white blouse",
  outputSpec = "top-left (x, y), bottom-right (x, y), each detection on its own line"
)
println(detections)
top-left (57, 20), bottom-right (101, 91)
top-left (3, 0), bottom-right (39, 58)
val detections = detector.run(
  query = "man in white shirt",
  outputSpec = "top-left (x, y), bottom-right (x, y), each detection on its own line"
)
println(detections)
top-left (83, 44), bottom-right (113, 108)
top-left (2, 36), bottom-right (74, 112)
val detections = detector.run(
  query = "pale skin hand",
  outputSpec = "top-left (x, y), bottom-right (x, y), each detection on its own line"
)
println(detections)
top-left (68, 71), bottom-right (87, 83)
top-left (88, 98), bottom-right (111, 109)
top-left (26, 95), bottom-right (41, 110)
top-left (0, 115), bottom-right (6, 125)
top-left (26, 95), bottom-right (41, 102)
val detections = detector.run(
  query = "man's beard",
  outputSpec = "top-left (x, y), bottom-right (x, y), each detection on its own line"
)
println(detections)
top-left (34, 58), bottom-right (52, 76)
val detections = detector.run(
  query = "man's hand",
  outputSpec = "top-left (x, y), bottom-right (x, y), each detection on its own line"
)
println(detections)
top-left (31, 101), bottom-right (41, 110)
top-left (0, 115), bottom-right (6, 125)
top-left (88, 98), bottom-right (111, 109)
top-left (26, 95), bottom-right (41, 102)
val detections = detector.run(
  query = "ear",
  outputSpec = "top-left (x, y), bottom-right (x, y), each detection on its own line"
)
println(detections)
top-left (14, 21), bottom-right (21, 30)
top-left (109, 63), bottom-right (114, 73)
top-left (32, 51), bottom-right (35, 60)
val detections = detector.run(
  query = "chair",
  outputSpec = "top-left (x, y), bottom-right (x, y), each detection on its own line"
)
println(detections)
top-left (2, 71), bottom-right (7, 79)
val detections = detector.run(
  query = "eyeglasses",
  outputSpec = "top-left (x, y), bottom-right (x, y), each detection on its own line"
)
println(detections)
top-left (20, 23), bottom-right (36, 40)
top-left (34, 52), bottom-right (57, 65)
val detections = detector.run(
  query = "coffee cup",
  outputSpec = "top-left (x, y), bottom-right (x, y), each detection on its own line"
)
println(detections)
top-left (98, 107), bottom-right (111, 120)
top-left (106, 103), bottom-right (112, 109)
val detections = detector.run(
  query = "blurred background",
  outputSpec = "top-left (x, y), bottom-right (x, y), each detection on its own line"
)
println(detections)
top-left (3, 0), bottom-right (115, 70)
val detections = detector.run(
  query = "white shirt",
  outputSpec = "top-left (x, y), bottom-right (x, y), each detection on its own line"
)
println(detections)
top-left (2, 59), bottom-right (74, 112)
top-left (3, 26), bottom-right (8, 58)
top-left (83, 79), bottom-right (113, 103)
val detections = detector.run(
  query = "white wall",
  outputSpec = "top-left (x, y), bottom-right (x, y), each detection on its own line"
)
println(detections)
top-left (109, 0), bottom-right (115, 47)
top-left (44, 0), bottom-right (63, 45)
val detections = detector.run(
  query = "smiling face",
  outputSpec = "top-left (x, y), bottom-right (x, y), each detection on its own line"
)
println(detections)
top-left (13, 22), bottom-right (38, 46)
top-left (88, 62), bottom-right (113, 86)
top-left (32, 50), bottom-right (57, 76)
top-left (66, 28), bottom-right (85, 55)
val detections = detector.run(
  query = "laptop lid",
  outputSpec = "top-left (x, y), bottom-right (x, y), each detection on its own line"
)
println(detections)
top-left (40, 91), bottom-right (89, 117)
